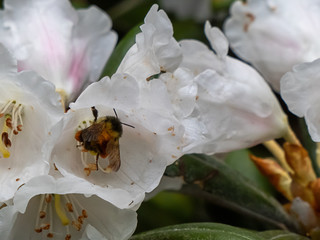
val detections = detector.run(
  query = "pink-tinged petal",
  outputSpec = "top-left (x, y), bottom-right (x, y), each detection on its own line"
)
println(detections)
top-left (2, 0), bottom-right (117, 101)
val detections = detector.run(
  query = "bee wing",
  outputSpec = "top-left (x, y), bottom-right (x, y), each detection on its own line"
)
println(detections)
top-left (81, 123), bottom-right (104, 142)
top-left (105, 138), bottom-right (121, 172)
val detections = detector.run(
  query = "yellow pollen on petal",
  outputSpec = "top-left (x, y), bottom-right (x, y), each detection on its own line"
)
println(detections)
top-left (54, 194), bottom-right (70, 226)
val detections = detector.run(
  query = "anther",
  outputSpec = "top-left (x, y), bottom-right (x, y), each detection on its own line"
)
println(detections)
top-left (47, 233), bottom-right (54, 238)
top-left (66, 202), bottom-right (73, 212)
top-left (82, 210), bottom-right (88, 218)
top-left (45, 194), bottom-right (52, 203)
top-left (65, 234), bottom-right (71, 240)
top-left (2, 132), bottom-right (11, 148)
top-left (72, 221), bottom-right (82, 231)
top-left (39, 211), bottom-right (46, 219)
top-left (40, 223), bottom-right (50, 230)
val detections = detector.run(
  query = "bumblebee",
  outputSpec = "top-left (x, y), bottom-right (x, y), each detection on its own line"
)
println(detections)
top-left (75, 106), bottom-right (130, 173)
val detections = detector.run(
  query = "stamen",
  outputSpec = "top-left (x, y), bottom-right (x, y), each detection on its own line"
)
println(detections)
top-left (35, 195), bottom-right (46, 233)
top-left (47, 199), bottom-right (54, 238)
top-left (0, 101), bottom-right (24, 158)
top-left (63, 196), bottom-right (82, 231)
top-left (65, 225), bottom-right (71, 240)
top-left (0, 100), bottom-right (13, 116)
top-left (54, 194), bottom-right (70, 226)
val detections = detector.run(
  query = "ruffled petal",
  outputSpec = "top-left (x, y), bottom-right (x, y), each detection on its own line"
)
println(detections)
top-left (117, 4), bottom-right (182, 81)
top-left (281, 59), bottom-right (320, 141)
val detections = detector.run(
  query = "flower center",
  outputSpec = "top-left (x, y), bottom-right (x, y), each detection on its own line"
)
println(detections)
top-left (34, 194), bottom-right (88, 239)
top-left (0, 100), bottom-right (23, 158)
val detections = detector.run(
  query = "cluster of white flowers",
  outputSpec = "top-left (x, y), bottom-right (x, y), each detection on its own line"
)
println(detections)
top-left (224, 0), bottom-right (320, 221)
top-left (224, 0), bottom-right (320, 143)
top-left (0, 0), bottom-right (291, 239)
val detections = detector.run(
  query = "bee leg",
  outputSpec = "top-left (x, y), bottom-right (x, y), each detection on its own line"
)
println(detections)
top-left (95, 153), bottom-right (99, 170)
top-left (91, 106), bottom-right (98, 122)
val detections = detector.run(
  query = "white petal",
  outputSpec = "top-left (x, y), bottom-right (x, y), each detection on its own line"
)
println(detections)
top-left (184, 66), bottom-right (286, 154)
top-left (280, 59), bottom-right (320, 141)
top-left (179, 39), bottom-right (225, 76)
top-left (52, 74), bottom-right (184, 208)
top-left (7, 175), bottom-right (137, 240)
top-left (0, 71), bottom-right (63, 202)
top-left (205, 21), bottom-right (229, 60)
top-left (0, 44), bottom-right (16, 76)
top-left (224, 0), bottom-right (320, 91)
top-left (117, 4), bottom-right (182, 81)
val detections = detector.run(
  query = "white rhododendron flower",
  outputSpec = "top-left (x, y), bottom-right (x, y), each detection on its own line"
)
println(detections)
top-left (0, 175), bottom-right (137, 240)
top-left (117, 4), bottom-right (182, 82)
top-left (0, 45), bottom-right (63, 202)
top-left (176, 22), bottom-right (287, 154)
top-left (50, 74), bottom-right (184, 209)
top-left (0, 0), bottom-right (117, 101)
top-left (224, 0), bottom-right (320, 91)
top-left (281, 59), bottom-right (320, 141)
top-left (159, 0), bottom-right (212, 22)
top-left (117, 5), bottom-right (287, 155)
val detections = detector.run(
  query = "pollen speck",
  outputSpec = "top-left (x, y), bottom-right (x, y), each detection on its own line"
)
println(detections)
top-left (15, 178), bottom-right (20, 181)
top-left (168, 126), bottom-right (174, 132)
top-left (172, 155), bottom-right (177, 159)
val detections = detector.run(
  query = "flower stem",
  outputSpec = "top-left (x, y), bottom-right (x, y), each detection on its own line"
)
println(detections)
top-left (283, 122), bottom-right (301, 145)
top-left (263, 140), bottom-right (293, 174)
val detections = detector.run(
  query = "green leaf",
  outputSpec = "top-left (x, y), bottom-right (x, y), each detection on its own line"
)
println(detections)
top-left (130, 222), bottom-right (265, 240)
top-left (165, 154), bottom-right (298, 231)
top-left (224, 149), bottom-right (276, 196)
top-left (258, 230), bottom-right (309, 240)
top-left (101, 23), bottom-right (141, 77)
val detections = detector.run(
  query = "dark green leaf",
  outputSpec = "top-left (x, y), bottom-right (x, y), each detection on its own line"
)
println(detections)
top-left (166, 154), bottom-right (298, 231)
top-left (131, 222), bottom-right (264, 240)
top-left (225, 149), bottom-right (276, 196)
